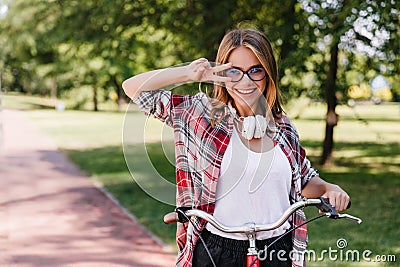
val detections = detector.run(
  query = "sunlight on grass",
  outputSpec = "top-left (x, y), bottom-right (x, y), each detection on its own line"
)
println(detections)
top-left (27, 110), bottom-right (125, 149)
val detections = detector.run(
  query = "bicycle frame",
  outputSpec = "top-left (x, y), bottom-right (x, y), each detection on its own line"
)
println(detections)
top-left (164, 197), bottom-right (362, 267)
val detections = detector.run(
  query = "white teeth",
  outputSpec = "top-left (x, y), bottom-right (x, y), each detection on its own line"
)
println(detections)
top-left (236, 88), bottom-right (256, 94)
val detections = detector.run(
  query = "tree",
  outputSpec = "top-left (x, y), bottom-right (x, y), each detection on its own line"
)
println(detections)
top-left (1, 0), bottom-right (398, 162)
top-left (0, 0), bottom-right (185, 110)
top-left (0, 0), bottom-right (73, 97)
top-left (231, 0), bottom-right (399, 166)
top-left (299, 0), bottom-right (399, 166)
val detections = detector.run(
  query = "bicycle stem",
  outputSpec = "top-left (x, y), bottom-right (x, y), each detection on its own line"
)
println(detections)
top-left (245, 229), bottom-right (260, 267)
top-left (246, 230), bottom-right (258, 256)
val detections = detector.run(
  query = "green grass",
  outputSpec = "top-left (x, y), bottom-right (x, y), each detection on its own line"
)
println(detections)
top-left (3, 94), bottom-right (400, 265)
top-left (2, 93), bottom-right (57, 110)
top-left (303, 141), bottom-right (400, 266)
top-left (287, 102), bottom-right (400, 266)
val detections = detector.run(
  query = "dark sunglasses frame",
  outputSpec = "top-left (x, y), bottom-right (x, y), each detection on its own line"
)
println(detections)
top-left (224, 65), bottom-right (267, 82)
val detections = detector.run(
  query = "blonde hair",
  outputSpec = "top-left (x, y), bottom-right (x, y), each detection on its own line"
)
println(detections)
top-left (210, 28), bottom-right (284, 127)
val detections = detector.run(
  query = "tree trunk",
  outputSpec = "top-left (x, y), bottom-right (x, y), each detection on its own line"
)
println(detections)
top-left (321, 42), bottom-right (339, 166)
top-left (50, 78), bottom-right (57, 99)
top-left (111, 75), bottom-right (124, 108)
top-left (93, 86), bottom-right (98, 112)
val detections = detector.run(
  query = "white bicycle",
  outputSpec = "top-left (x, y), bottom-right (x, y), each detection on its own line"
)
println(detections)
top-left (164, 197), bottom-right (362, 267)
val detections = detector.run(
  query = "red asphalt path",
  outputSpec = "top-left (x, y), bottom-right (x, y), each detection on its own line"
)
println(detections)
top-left (0, 109), bottom-right (176, 267)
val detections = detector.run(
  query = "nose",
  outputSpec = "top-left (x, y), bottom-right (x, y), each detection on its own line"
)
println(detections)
top-left (240, 73), bottom-right (254, 84)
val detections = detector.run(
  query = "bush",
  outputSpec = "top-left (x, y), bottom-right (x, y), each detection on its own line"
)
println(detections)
top-left (60, 86), bottom-right (106, 110)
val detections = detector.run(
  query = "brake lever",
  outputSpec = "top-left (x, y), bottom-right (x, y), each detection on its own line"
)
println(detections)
top-left (317, 197), bottom-right (362, 224)
top-left (325, 213), bottom-right (363, 224)
top-left (317, 197), bottom-right (339, 218)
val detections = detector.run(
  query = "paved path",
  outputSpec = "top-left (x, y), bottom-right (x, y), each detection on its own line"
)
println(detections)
top-left (0, 109), bottom-right (176, 267)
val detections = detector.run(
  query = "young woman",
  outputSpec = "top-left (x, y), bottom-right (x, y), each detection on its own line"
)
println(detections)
top-left (122, 28), bottom-right (350, 267)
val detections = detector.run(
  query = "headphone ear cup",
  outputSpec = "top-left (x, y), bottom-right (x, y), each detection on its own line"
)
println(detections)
top-left (242, 116), bottom-right (256, 140)
top-left (254, 115), bottom-right (267, 138)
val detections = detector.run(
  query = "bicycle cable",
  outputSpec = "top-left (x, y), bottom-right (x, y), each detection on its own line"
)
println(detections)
top-left (179, 210), bottom-right (217, 267)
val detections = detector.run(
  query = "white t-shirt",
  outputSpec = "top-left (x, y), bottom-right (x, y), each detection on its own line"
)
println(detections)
top-left (206, 127), bottom-right (292, 240)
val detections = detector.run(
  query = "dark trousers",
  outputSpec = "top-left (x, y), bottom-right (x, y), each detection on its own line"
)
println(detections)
top-left (193, 229), bottom-right (292, 267)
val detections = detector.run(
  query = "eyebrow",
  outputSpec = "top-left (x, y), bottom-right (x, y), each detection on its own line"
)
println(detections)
top-left (231, 64), bottom-right (263, 71)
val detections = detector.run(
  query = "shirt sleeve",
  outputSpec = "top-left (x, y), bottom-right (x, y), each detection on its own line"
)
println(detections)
top-left (132, 90), bottom-right (173, 126)
top-left (291, 126), bottom-right (319, 189)
top-left (298, 144), bottom-right (319, 188)
top-left (280, 116), bottom-right (319, 188)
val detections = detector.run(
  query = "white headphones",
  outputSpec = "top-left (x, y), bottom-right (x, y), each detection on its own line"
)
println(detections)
top-left (241, 115), bottom-right (267, 140)
top-left (228, 104), bottom-right (268, 140)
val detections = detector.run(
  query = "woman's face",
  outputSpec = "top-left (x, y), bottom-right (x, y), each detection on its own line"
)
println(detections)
top-left (225, 46), bottom-right (267, 117)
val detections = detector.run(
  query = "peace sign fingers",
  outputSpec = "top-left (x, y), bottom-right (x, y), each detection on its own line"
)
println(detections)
top-left (212, 62), bottom-right (232, 73)
top-left (187, 59), bottom-right (232, 83)
top-left (209, 62), bottom-right (233, 83)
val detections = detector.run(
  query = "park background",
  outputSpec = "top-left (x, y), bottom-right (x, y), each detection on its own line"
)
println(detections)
top-left (0, 0), bottom-right (399, 266)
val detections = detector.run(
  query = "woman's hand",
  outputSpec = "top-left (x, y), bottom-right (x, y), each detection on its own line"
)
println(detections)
top-left (122, 58), bottom-right (232, 99)
top-left (321, 185), bottom-right (350, 212)
top-left (186, 58), bottom-right (232, 83)
top-left (302, 176), bottom-right (350, 212)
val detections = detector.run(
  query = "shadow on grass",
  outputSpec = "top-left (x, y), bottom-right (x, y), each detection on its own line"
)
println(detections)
top-left (296, 116), bottom-right (400, 123)
top-left (301, 140), bottom-right (400, 157)
top-left (302, 140), bottom-right (400, 171)
top-left (299, 141), bottom-right (400, 266)
top-left (9, 102), bottom-right (55, 111)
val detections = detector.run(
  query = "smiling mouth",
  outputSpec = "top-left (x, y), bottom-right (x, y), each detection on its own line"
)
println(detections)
top-left (235, 88), bottom-right (257, 95)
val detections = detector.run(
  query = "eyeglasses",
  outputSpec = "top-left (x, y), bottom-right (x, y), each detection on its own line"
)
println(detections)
top-left (224, 66), bottom-right (266, 82)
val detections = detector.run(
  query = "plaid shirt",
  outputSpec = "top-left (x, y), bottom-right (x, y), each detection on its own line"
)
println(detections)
top-left (133, 90), bottom-right (318, 267)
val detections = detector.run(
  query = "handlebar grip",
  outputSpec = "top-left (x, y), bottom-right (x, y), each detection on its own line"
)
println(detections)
top-left (318, 197), bottom-right (351, 211)
top-left (317, 197), bottom-right (337, 213)
top-left (163, 212), bottom-right (178, 224)
top-left (164, 207), bottom-right (192, 224)
top-left (317, 197), bottom-right (352, 220)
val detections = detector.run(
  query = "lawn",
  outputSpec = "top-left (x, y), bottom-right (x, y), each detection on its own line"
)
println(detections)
top-left (2, 94), bottom-right (399, 266)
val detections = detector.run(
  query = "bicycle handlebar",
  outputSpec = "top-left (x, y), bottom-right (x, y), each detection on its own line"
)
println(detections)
top-left (163, 198), bottom-right (362, 233)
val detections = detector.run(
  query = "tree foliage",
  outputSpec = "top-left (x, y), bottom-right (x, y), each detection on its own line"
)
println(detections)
top-left (0, 0), bottom-right (398, 163)
top-left (294, 0), bottom-right (399, 165)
